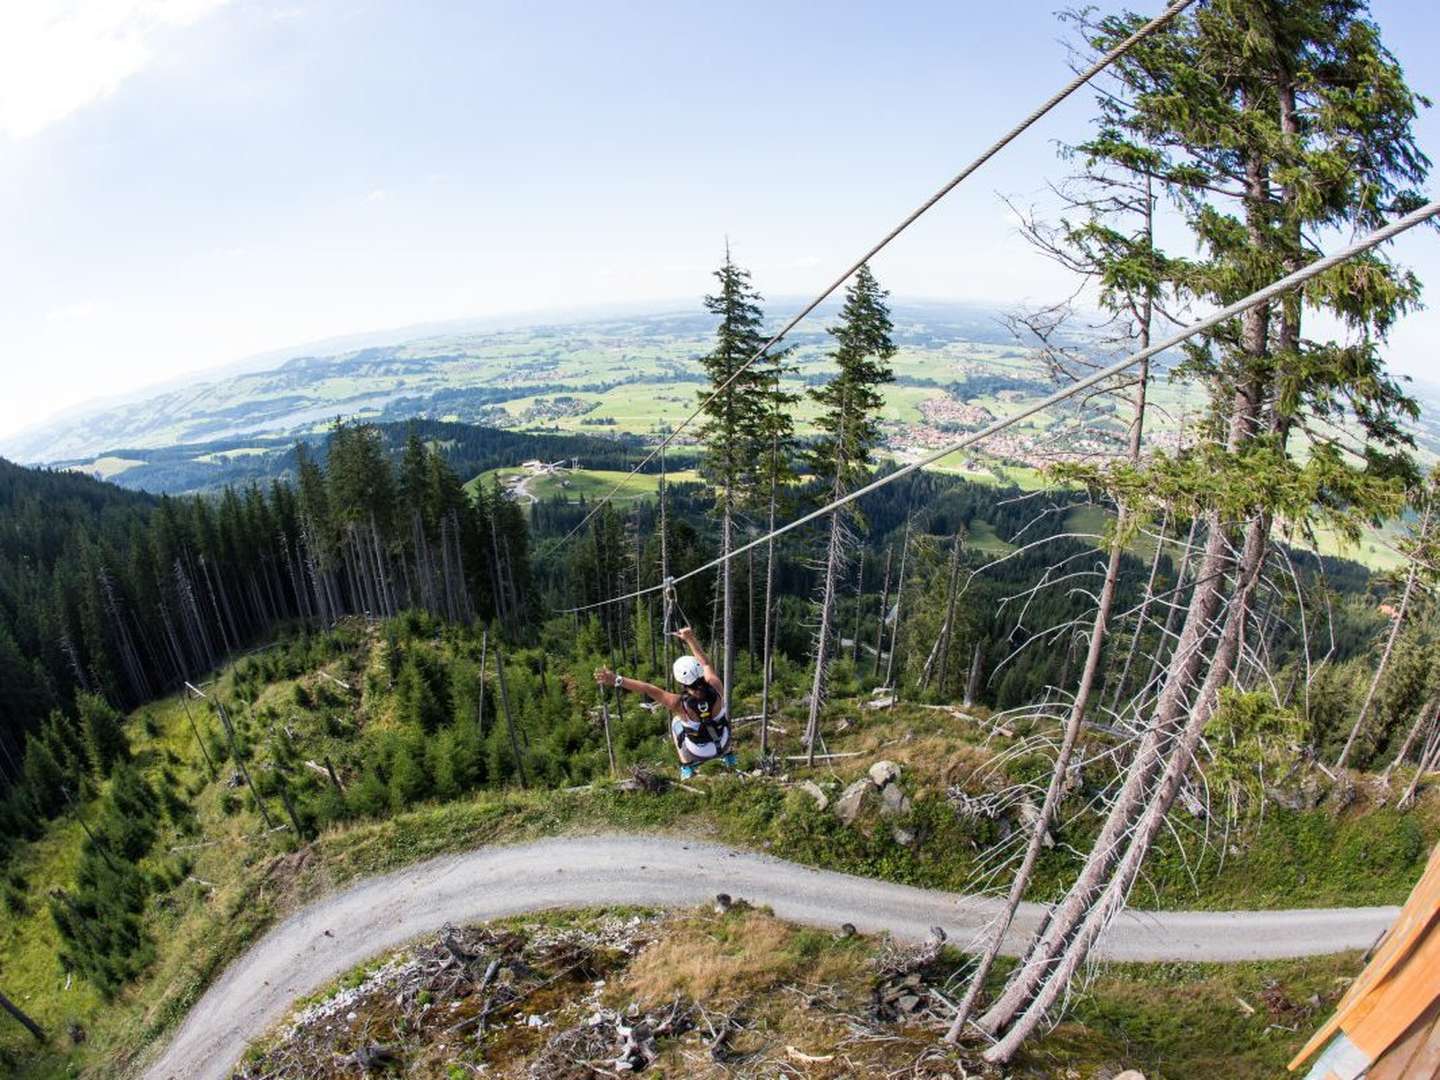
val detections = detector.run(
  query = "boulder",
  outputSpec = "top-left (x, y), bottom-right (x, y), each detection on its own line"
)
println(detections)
top-left (869, 760), bottom-right (902, 788)
top-left (798, 780), bottom-right (829, 811)
top-left (880, 783), bottom-right (912, 817)
top-left (834, 779), bottom-right (873, 825)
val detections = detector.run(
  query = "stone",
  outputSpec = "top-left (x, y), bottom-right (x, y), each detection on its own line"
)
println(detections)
top-left (897, 994), bottom-right (922, 1013)
top-left (834, 779), bottom-right (873, 825)
top-left (1112, 1072), bottom-right (1147, 1080)
top-left (868, 760), bottom-right (901, 788)
top-left (798, 780), bottom-right (829, 811)
top-left (880, 783), bottom-right (912, 817)
top-left (892, 826), bottom-right (915, 846)
top-left (1017, 799), bottom-right (1054, 848)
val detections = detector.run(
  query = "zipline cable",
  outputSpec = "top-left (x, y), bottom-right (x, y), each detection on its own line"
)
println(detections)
top-left (536, 0), bottom-right (1197, 564)
top-left (559, 197), bottom-right (1440, 615)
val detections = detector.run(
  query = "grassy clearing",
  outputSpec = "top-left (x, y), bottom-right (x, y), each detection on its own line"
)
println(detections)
top-left (465, 466), bottom-right (701, 504)
top-left (66, 456), bottom-right (145, 480)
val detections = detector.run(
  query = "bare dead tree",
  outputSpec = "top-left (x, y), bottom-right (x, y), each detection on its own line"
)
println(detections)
top-left (1336, 481), bottom-right (1436, 768)
top-left (1382, 683), bottom-right (1440, 784)
top-left (873, 546), bottom-right (893, 678)
top-left (492, 638), bottom-right (527, 789)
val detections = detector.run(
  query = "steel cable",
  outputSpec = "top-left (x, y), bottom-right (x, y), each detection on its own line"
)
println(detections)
top-left (535, 0), bottom-right (1197, 565)
top-left (560, 198), bottom-right (1440, 615)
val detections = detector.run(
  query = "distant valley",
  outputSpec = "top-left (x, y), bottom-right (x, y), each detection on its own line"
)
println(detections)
top-left (5, 299), bottom-right (1436, 574)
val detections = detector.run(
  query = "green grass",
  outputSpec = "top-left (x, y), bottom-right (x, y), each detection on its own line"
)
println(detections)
top-left (967, 519), bottom-right (1015, 555)
top-left (464, 466), bottom-right (701, 503)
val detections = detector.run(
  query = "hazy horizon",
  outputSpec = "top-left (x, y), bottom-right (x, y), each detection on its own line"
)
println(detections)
top-left (3, 0), bottom-right (1437, 442)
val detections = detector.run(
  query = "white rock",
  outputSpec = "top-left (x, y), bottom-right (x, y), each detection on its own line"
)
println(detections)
top-left (834, 779), bottom-right (873, 825)
top-left (1113, 1072), bottom-right (1147, 1080)
top-left (798, 780), bottom-right (829, 811)
top-left (880, 783), bottom-right (912, 817)
top-left (869, 760), bottom-right (901, 788)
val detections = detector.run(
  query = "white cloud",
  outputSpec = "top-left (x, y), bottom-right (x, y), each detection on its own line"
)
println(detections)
top-left (0, 0), bottom-right (230, 140)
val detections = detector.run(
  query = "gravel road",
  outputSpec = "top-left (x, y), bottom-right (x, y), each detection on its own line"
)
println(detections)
top-left (139, 834), bottom-right (1398, 1079)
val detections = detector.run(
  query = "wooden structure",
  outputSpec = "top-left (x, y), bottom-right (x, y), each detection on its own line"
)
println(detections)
top-left (1291, 840), bottom-right (1440, 1079)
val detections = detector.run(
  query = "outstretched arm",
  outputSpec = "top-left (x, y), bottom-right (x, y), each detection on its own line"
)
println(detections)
top-left (594, 668), bottom-right (679, 713)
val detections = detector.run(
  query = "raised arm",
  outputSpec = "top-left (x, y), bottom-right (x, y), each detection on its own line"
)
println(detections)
top-left (674, 627), bottom-right (722, 692)
top-left (594, 668), bottom-right (679, 713)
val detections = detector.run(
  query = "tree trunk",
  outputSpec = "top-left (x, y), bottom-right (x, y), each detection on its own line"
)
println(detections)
top-left (722, 501), bottom-right (734, 723)
top-left (181, 693), bottom-right (216, 779)
top-left (949, 337), bottom-right (1151, 1041)
top-left (1109, 509), bottom-right (1168, 710)
top-left (935, 533), bottom-right (965, 695)
top-left (987, 513), bottom-right (1268, 1063)
top-left (493, 639), bottom-right (527, 789)
top-left (0, 988), bottom-right (45, 1043)
top-left (215, 700), bottom-right (276, 831)
top-left (883, 516), bottom-right (913, 694)
top-left (759, 454), bottom-right (780, 756)
top-left (599, 683), bottom-right (618, 777)
top-left (749, 544), bottom-right (757, 674)
top-left (873, 546), bottom-right (893, 678)
top-left (949, 510), bottom-right (1130, 1040)
top-left (476, 630), bottom-right (488, 737)
top-left (1336, 503), bottom-right (1428, 768)
top-left (805, 508), bottom-right (846, 766)
top-left (1382, 686), bottom-right (1440, 783)
top-left (275, 770), bottom-right (307, 839)
top-left (980, 507), bottom-right (1233, 1036)
top-left (851, 555), bottom-right (865, 667)
top-left (1399, 723), bottom-right (1440, 809)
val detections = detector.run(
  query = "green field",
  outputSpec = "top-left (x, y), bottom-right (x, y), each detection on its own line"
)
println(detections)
top-left (465, 466), bottom-right (701, 505)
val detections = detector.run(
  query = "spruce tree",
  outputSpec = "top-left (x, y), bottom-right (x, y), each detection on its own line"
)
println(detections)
top-left (76, 692), bottom-right (130, 778)
top-left (695, 248), bottom-right (773, 718)
top-left (803, 264), bottom-right (895, 764)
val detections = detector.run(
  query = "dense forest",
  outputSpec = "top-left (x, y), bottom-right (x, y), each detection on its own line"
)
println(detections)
top-left (53, 419), bottom-right (691, 496)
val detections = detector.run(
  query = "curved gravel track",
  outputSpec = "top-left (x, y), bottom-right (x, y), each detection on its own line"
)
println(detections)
top-left (140, 834), bottom-right (1398, 1080)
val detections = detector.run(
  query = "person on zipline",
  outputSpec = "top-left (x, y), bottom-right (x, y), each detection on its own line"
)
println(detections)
top-left (594, 626), bottom-right (736, 780)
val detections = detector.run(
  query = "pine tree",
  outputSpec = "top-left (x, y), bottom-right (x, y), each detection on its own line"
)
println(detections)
top-left (802, 264), bottom-right (895, 764)
top-left (694, 248), bottom-right (774, 719)
top-left (77, 692), bottom-right (130, 778)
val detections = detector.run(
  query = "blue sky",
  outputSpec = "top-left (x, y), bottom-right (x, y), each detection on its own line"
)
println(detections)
top-left (1, 0), bottom-right (1437, 440)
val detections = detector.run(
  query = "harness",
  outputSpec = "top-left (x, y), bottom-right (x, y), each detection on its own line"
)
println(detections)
top-left (678, 682), bottom-right (728, 749)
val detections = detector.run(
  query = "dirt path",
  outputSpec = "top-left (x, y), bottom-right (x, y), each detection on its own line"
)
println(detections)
top-left (139, 834), bottom-right (1398, 1080)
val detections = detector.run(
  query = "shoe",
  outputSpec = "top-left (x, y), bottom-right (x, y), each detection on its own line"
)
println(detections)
top-left (679, 764), bottom-right (698, 781)
top-left (721, 752), bottom-right (738, 769)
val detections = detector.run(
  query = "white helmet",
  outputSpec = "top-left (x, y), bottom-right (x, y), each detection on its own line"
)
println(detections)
top-left (673, 656), bottom-right (704, 687)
